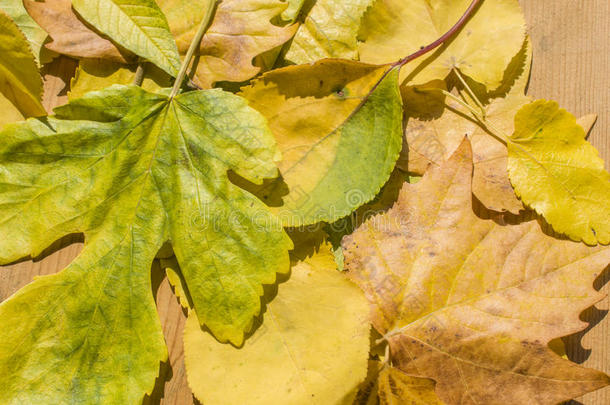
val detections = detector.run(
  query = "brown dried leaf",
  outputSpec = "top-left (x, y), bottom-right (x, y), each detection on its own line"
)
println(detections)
top-left (398, 41), bottom-right (535, 214)
top-left (158, 0), bottom-right (298, 88)
top-left (343, 139), bottom-right (610, 404)
top-left (24, 0), bottom-right (134, 62)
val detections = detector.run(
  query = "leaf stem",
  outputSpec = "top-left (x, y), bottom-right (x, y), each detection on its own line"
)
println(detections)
top-left (440, 89), bottom-right (509, 144)
top-left (392, 0), bottom-right (481, 68)
top-left (169, 0), bottom-right (217, 98)
top-left (133, 63), bottom-right (145, 86)
top-left (441, 90), bottom-right (481, 119)
top-left (453, 67), bottom-right (485, 118)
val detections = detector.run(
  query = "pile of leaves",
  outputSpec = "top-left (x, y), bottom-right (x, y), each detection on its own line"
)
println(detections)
top-left (0, 0), bottom-right (608, 403)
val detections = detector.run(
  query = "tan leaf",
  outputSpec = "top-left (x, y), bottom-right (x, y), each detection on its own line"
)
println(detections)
top-left (399, 81), bottom-right (529, 214)
top-left (399, 40), bottom-right (532, 214)
top-left (158, 0), bottom-right (297, 88)
top-left (470, 90), bottom-right (530, 213)
top-left (23, 0), bottom-right (134, 62)
top-left (398, 80), bottom-right (477, 176)
top-left (343, 139), bottom-right (610, 404)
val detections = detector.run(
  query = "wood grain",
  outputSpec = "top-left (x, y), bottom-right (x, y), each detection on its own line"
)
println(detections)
top-left (0, 1), bottom-right (608, 404)
top-left (521, 1), bottom-right (609, 404)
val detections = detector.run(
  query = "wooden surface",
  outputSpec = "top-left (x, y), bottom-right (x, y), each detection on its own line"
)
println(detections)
top-left (521, 1), bottom-right (610, 404)
top-left (1, 1), bottom-right (608, 404)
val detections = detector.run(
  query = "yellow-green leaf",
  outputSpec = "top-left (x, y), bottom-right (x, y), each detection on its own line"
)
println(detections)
top-left (0, 85), bottom-right (291, 402)
top-left (343, 140), bottom-right (610, 404)
top-left (184, 246), bottom-right (370, 405)
top-left (0, 235), bottom-right (168, 404)
top-left (358, 0), bottom-right (525, 89)
top-left (240, 60), bottom-right (403, 226)
top-left (284, 0), bottom-right (375, 64)
top-left (0, 0), bottom-right (48, 63)
top-left (158, 0), bottom-right (297, 88)
top-left (71, 0), bottom-right (181, 76)
top-left (0, 11), bottom-right (45, 117)
top-left (507, 100), bottom-right (610, 245)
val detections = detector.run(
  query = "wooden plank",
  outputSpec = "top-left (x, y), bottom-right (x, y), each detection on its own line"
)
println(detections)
top-left (0, 1), bottom-right (608, 403)
top-left (521, 1), bottom-right (610, 404)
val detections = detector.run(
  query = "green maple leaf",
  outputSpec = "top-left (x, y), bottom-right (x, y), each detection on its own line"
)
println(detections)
top-left (0, 85), bottom-right (291, 403)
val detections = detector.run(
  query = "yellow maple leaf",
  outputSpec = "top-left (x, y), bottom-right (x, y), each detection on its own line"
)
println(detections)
top-left (343, 139), bottom-right (610, 404)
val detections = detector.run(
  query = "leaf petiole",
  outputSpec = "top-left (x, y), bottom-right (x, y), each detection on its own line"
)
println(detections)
top-left (439, 89), bottom-right (509, 145)
top-left (415, 86), bottom-right (510, 146)
top-left (440, 89), bottom-right (481, 119)
top-left (169, 0), bottom-right (218, 98)
top-left (392, 0), bottom-right (481, 68)
top-left (453, 68), bottom-right (486, 118)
